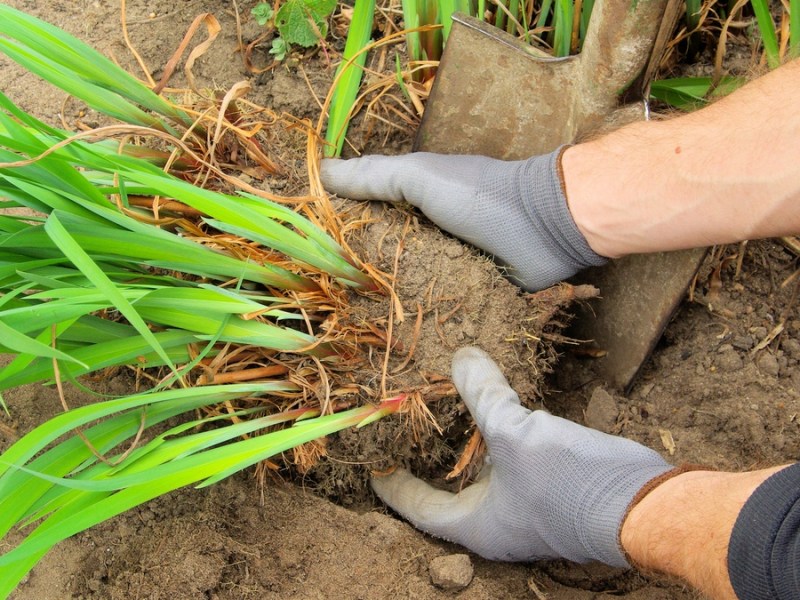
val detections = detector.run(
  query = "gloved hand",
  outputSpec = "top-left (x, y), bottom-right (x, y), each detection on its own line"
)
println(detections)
top-left (320, 148), bottom-right (607, 292)
top-left (372, 347), bottom-right (674, 566)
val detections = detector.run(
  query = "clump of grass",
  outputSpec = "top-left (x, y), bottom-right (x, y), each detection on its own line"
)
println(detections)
top-left (400, 0), bottom-right (596, 70)
top-left (324, 0), bottom-right (377, 156)
top-left (324, 0), bottom-right (800, 151)
top-left (0, 6), bottom-right (407, 594)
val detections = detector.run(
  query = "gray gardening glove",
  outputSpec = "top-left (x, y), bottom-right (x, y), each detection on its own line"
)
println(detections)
top-left (372, 347), bottom-right (673, 566)
top-left (320, 149), bottom-right (607, 291)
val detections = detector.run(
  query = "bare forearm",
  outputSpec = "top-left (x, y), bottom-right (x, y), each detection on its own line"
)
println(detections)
top-left (620, 466), bottom-right (789, 600)
top-left (563, 59), bottom-right (800, 258)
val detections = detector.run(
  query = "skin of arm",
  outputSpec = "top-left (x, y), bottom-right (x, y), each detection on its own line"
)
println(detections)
top-left (620, 465), bottom-right (790, 599)
top-left (562, 58), bottom-right (800, 258)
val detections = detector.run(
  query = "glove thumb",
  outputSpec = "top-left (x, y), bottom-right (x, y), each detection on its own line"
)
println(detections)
top-left (371, 468), bottom-right (490, 543)
top-left (452, 347), bottom-right (531, 444)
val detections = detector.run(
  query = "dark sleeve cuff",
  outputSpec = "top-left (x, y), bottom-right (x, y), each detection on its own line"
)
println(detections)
top-left (728, 462), bottom-right (800, 599)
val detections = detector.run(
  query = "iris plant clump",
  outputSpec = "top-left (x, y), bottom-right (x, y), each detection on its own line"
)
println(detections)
top-left (0, 5), bottom-right (402, 595)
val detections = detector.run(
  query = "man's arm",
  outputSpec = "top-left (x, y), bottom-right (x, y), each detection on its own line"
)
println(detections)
top-left (322, 59), bottom-right (800, 292)
top-left (563, 58), bottom-right (800, 258)
top-left (621, 465), bottom-right (789, 600)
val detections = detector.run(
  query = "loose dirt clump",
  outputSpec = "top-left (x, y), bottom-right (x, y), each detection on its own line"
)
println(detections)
top-left (293, 200), bottom-right (598, 503)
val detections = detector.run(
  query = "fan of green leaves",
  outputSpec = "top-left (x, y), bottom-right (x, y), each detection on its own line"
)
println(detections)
top-left (0, 4), bottom-right (191, 133)
top-left (0, 5), bottom-right (400, 596)
top-left (0, 90), bottom-right (375, 382)
top-left (0, 381), bottom-right (402, 598)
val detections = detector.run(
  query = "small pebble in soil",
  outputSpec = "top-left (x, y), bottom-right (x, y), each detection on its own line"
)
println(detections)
top-left (782, 338), bottom-right (800, 360)
top-left (638, 382), bottom-right (655, 399)
top-left (716, 349), bottom-right (744, 372)
top-left (444, 243), bottom-right (465, 259)
top-left (429, 554), bottom-right (474, 591)
top-left (585, 387), bottom-right (618, 433)
top-left (732, 335), bottom-right (755, 351)
top-left (756, 352), bottom-right (780, 377)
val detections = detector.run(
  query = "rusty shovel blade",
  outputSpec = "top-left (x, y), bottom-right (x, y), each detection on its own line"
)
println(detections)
top-left (414, 4), bottom-right (707, 392)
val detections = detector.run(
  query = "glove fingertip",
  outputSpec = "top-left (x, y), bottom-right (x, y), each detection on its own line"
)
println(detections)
top-left (450, 347), bottom-right (529, 437)
top-left (319, 157), bottom-right (348, 190)
top-left (370, 468), bottom-right (413, 497)
top-left (451, 347), bottom-right (504, 389)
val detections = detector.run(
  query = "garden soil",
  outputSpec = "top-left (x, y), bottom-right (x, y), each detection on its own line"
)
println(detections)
top-left (3, 1), bottom-right (800, 599)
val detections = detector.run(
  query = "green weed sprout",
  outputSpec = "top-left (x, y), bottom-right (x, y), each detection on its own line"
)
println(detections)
top-left (252, 0), bottom-right (337, 62)
top-left (324, 0), bottom-right (376, 156)
top-left (252, 2), bottom-right (274, 26)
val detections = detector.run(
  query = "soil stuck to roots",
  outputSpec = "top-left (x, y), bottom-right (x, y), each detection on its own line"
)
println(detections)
top-left (293, 202), bottom-right (599, 504)
top-left (2, 2), bottom-right (800, 599)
